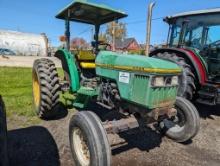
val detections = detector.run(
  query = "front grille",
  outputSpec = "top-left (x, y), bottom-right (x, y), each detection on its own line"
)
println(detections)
top-left (131, 74), bottom-right (177, 109)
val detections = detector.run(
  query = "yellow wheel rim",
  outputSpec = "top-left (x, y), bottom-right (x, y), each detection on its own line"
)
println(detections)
top-left (33, 71), bottom-right (40, 107)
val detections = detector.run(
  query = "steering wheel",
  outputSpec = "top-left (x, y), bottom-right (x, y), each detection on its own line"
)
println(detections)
top-left (91, 41), bottom-right (111, 49)
top-left (207, 40), bottom-right (220, 48)
top-left (192, 38), bottom-right (202, 49)
top-left (98, 41), bottom-right (112, 50)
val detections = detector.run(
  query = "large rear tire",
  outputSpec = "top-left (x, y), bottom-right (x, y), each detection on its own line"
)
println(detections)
top-left (0, 96), bottom-right (8, 166)
top-left (153, 52), bottom-right (196, 100)
top-left (69, 111), bottom-right (111, 166)
top-left (32, 58), bottom-right (60, 119)
top-left (161, 97), bottom-right (200, 143)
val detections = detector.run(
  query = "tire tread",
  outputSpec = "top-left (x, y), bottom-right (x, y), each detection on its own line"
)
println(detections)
top-left (32, 58), bottom-right (60, 119)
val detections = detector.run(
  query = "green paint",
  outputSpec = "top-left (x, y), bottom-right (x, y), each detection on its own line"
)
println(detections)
top-left (77, 86), bottom-right (98, 96)
top-left (55, 0), bottom-right (180, 110)
top-left (57, 49), bottom-right (80, 92)
top-left (58, 50), bottom-right (179, 109)
top-left (56, 0), bottom-right (127, 25)
top-left (73, 86), bottom-right (98, 108)
top-left (96, 51), bottom-right (179, 109)
top-left (96, 51), bottom-right (181, 73)
top-left (59, 0), bottom-right (126, 15)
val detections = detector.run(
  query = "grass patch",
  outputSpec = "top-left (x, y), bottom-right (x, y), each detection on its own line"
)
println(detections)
top-left (0, 67), bottom-right (34, 116)
top-left (0, 67), bottom-right (40, 127)
top-left (0, 67), bottom-right (73, 127)
top-left (0, 67), bottom-right (68, 127)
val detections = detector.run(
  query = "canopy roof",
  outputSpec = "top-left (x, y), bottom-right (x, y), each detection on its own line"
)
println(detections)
top-left (165, 8), bottom-right (220, 24)
top-left (56, 0), bottom-right (127, 25)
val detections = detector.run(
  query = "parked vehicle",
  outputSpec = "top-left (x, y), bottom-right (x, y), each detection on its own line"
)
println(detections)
top-left (32, 1), bottom-right (200, 166)
top-left (150, 8), bottom-right (220, 106)
top-left (0, 48), bottom-right (16, 56)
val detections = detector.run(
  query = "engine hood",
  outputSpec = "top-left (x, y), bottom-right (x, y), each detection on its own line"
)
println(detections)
top-left (96, 51), bottom-right (181, 74)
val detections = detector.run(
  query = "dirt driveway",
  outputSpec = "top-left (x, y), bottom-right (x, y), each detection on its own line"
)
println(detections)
top-left (6, 103), bottom-right (220, 166)
top-left (0, 55), bottom-right (61, 68)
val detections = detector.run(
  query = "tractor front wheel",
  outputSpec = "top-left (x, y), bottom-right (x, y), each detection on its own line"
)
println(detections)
top-left (69, 111), bottom-right (111, 166)
top-left (0, 96), bottom-right (8, 166)
top-left (32, 58), bottom-right (60, 119)
top-left (161, 97), bottom-right (200, 143)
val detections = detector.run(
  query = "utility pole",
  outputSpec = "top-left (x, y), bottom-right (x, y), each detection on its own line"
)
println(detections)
top-left (65, 9), bottom-right (71, 51)
top-left (112, 21), bottom-right (116, 51)
top-left (91, 27), bottom-right (94, 41)
top-left (145, 2), bottom-right (155, 56)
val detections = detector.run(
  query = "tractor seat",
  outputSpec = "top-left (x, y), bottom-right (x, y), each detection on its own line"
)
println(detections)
top-left (77, 50), bottom-right (95, 61)
top-left (80, 62), bottom-right (96, 69)
top-left (76, 50), bottom-right (96, 69)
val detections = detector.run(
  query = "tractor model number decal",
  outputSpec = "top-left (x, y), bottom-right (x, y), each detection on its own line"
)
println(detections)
top-left (119, 72), bottom-right (130, 83)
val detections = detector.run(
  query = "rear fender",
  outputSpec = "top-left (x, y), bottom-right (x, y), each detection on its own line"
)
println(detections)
top-left (150, 48), bottom-right (207, 85)
top-left (54, 49), bottom-right (80, 92)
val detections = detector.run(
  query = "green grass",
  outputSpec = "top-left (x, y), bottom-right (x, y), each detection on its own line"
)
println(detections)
top-left (0, 67), bottom-right (34, 117)
top-left (0, 67), bottom-right (42, 127)
top-left (0, 67), bottom-right (70, 127)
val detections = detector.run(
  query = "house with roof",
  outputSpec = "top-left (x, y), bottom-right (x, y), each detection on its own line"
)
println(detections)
top-left (115, 38), bottom-right (140, 51)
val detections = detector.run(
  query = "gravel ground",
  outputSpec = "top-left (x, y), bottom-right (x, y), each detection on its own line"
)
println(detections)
top-left (6, 103), bottom-right (220, 166)
top-left (3, 55), bottom-right (220, 166)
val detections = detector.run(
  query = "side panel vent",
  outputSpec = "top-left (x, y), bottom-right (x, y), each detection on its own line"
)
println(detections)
top-left (131, 75), bottom-right (149, 105)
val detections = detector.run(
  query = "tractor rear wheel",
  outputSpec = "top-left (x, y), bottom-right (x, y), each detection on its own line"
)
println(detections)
top-left (153, 52), bottom-right (196, 100)
top-left (161, 97), bottom-right (200, 143)
top-left (69, 111), bottom-right (111, 166)
top-left (0, 96), bottom-right (8, 166)
top-left (32, 58), bottom-right (60, 119)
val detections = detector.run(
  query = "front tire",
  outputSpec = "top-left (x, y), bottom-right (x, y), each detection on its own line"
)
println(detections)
top-left (32, 58), bottom-right (60, 119)
top-left (161, 97), bottom-right (200, 143)
top-left (0, 96), bottom-right (8, 166)
top-left (69, 111), bottom-right (111, 166)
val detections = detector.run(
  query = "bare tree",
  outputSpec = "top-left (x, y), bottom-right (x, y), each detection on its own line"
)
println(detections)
top-left (71, 37), bottom-right (88, 49)
top-left (106, 21), bottom-right (127, 41)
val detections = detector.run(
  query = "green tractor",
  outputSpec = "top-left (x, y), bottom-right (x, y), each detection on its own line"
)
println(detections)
top-left (0, 96), bottom-right (8, 166)
top-left (150, 8), bottom-right (220, 106)
top-left (32, 1), bottom-right (200, 165)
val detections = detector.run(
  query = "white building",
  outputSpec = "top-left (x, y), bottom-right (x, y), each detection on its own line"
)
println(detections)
top-left (0, 29), bottom-right (48, 56)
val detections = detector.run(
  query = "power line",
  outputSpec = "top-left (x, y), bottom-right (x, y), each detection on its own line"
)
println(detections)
top-left (152, 17), bottom-right (164, 20)
top-left (125, 17), bottom-right (163, 25)
top-left (68, 17), bottom-right (164, 38)
top-left (77, 27), bottom-right (91, 36)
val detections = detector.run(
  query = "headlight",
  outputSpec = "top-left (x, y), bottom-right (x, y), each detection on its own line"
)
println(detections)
top-left (171, 76), bottom-right (178, 85)
top-left (152, 76), bottom-right (178, 87)
top-left (152, 77), bottom-right (165, 86)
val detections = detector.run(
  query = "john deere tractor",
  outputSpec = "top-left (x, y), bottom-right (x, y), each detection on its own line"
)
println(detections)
top-left (32, 1), bottom-right (200, 165)
top-left (150, 8), bottom-right (220, 106)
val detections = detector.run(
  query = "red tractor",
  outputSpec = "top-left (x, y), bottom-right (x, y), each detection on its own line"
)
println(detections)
top-left (150, 8), bottom-right (220, 106)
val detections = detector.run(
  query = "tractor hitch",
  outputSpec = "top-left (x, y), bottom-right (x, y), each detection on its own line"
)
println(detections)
top-left (103, 116), bottom-right (139, 134)
top-left (103, 107), bottom-right (177, 134)
top-left (148, 107), bottom-right (177, 121)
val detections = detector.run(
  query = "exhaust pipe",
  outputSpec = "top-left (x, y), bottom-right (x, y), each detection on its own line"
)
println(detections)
top-left (145, 2), bottom-right (155, 56)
